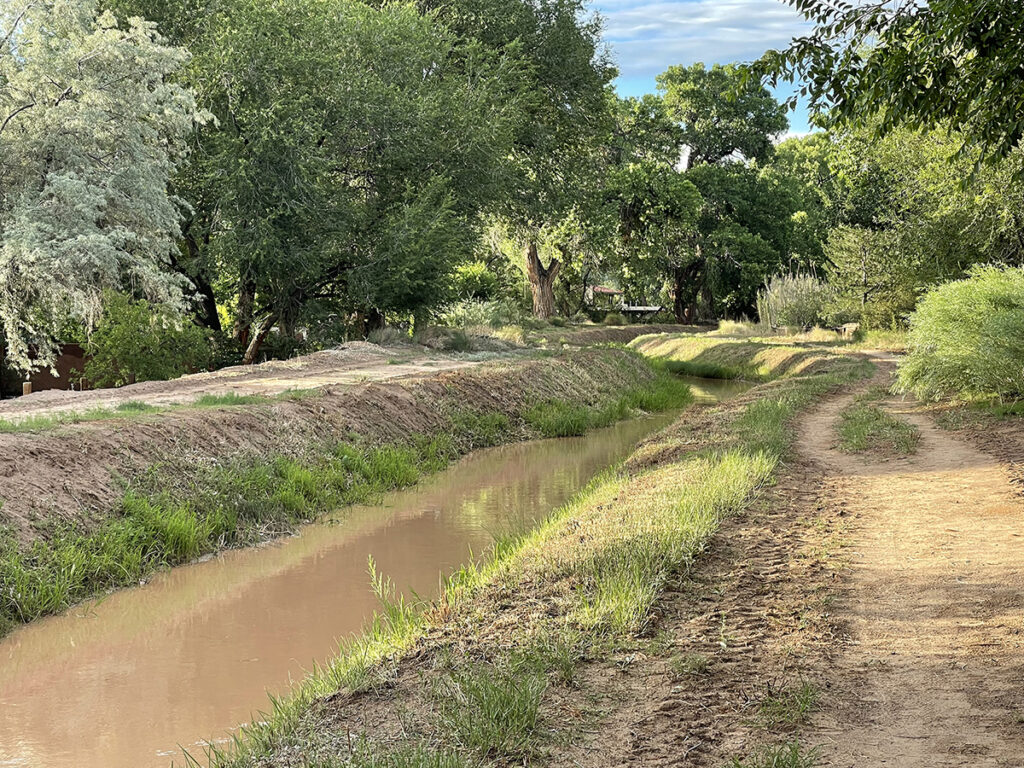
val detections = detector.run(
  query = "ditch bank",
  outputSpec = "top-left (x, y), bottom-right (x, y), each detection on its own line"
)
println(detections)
top-left (0, 346), bottom-right (687, 635)
top-left (200, 339), bottom-right (873, 768)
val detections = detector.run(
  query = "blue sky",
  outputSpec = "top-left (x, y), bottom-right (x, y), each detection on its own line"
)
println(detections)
top-left (592, 0), bottom-right (815, 135)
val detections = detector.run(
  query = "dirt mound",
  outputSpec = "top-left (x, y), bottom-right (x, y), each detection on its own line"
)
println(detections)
top-left (0, 342), bottom-right (483, 421)
top-left (0, 348), bottom-right (653, 547)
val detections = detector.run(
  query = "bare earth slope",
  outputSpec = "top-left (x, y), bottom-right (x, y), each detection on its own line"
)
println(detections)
top-left (800, 370), bottom-right (1024, 767)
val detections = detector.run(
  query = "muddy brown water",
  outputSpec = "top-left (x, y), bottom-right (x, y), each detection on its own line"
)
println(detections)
top-left (0, 377), bottom-right (750, 768)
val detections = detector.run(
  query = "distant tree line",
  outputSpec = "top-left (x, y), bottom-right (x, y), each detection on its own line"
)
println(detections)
top-left (2, 0), bottom-right (1022, 377)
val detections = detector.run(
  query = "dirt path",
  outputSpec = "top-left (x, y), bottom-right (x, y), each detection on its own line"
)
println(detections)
top-left (0, 342), bottom-right (481, 421)
top-left (799, 366), bottom-right (1024, 766)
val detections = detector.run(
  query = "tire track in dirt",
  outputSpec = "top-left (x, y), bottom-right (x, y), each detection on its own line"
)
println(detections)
top-left (799, 365), bottom-right (1024, 767)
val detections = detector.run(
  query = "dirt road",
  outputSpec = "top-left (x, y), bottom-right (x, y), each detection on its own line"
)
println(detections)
top-left (0, 342), bottom-right (480, 422)
top-left (800, 368), bottom-right (1024, 766)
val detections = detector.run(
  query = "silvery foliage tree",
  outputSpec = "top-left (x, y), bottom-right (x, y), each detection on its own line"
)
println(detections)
top-left (0, 0), bottom-right (202, 371)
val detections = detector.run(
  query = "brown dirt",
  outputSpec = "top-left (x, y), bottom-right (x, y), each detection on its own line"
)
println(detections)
top-left (797, 365), bottom-right (1024, 767)
top-left (544, 359), bottom-right (1024, 767)
top-left (0, 347), bottom-right (651, 547)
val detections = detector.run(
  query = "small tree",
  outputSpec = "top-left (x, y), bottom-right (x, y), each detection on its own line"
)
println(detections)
top-left (83, 294), bottom-right (217, 388)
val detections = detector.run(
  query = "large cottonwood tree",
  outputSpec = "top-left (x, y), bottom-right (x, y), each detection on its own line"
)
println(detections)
top-left (0, 0), bottom-right (201, 371)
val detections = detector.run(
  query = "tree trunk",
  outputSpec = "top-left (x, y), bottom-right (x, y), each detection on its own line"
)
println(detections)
top-left (526, 241), bottom-right (560, 319)
top-left (236, 278), bottom-right (256, 346)
top-left (242, 314), bottom-right (275, 365)
top-left (672, 256), bottom-right (702, 324)
top-left (182, 231), bottom-right (222, 332)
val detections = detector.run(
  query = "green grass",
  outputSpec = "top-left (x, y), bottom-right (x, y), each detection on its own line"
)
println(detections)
top-left (661, 358), bottom-right (748, 380)
top-left (755, 682), bottom-right (818, 728)
top-left (728, 742), bottom-right (819, 768)
top-left (525, 374), bottom-right (693, 438)
top-left (837, 395), bottom-right (920, 455)
top-left (433, 662), bottom-right (548, 758)
top-left (192, 392), bottom-right (265, 407)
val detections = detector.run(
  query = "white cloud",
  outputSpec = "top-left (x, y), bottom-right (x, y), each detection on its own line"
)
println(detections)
top-left (594, 0), bottom-right (812, 79)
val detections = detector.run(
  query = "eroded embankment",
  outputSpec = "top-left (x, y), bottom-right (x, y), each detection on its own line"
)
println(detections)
top-left (203, 338), bottom-right (871, 768)
top-left (0, 347), bottom-right (684, 634)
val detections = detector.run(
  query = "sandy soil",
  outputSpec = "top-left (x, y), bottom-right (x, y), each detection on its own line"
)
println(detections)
top-left (541, 359), bottom-right (1024, 767)
top-left (799, 366), bottom-right (1024, 767)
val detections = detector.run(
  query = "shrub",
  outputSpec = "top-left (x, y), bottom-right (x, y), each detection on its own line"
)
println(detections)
top-left (603, 311), bottom-right (628, 326)
top-left (83, 293), bottom-right (220, 388)
top-left (452, 260), bottom-right (500, 301)
top-left (439, 299), bottom-right (523, 330)
top-left (367, 326), bottom-right (407, 345)
top-left (897, 266), bottom-right (1024, 401)
top-left (757, 273), bottom-right (833, 329)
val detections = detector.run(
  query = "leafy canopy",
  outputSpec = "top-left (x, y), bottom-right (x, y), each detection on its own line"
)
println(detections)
top-left (760, 0), bottom-right (1024, 169)
top-left (658, 62), bottom-right (788, 169)
top-left (0, 0), bottom-right (202, 371)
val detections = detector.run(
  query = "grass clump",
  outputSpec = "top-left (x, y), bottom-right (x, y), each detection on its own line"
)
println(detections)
top-left (669, 652), bottom-right (710, 678)
top-left (755, 681), bottom-right (818, 728)
top-left (729, 742), bottom-right (819, 768)
top-left (837, 402), bottom-right (920, 455)
top-left (433, 662), bottom-right (548, 759)
top-left (192, 392), bottom-right (264, 407)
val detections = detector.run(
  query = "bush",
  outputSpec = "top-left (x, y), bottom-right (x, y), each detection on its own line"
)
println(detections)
top-left (757, 273), bottom-right (833, 329)
top-left (897, 266), bottom-right (1024, 401)
top-left (452, 261), bottom-right (500, 301)
top-left (439, 299), bottom-right (522, 330)
top-left (83, 293), bottom-right (221, 388)
top-left (603, 311), bottom-right (628, 326)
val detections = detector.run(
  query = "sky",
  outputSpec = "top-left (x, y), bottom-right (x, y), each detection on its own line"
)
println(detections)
top-left (592, 0), bottom-right (815, 135)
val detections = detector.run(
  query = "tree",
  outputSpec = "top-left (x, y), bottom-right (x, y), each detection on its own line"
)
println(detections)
top-left (820, 123), bottom-right (1024, 327)
top-left (644, 63), bottom-right (794, 320)
top-left (418, 0), bottom-right (616, 318)
top-left (0, 0), bottom-right (202, 372)
top-left (658, 62), bottom-right (788, 169)
top-left (114, 0), bottom-right (524, 358)
top-left (760, 0), bottom-right (1024, 169)
top-left (609, 160), bottom-right (703, 321)
top-left (685, 163), bottom-right (804, 318)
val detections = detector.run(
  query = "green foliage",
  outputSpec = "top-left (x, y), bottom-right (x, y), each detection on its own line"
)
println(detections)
top-left (603, 311), bottom-right (628, 326)
top-left (761, 0), bottom-right (1024, 170)
top-left (83, 293), bottom-right (219, 388)
top-left (452, 261), bottom-right (500, 302)
top-left (0, 0), bottom-right (203, 372)
top-left (658, 62), bottom-right (788, 168)
top-left (757, 273), bottom-right (833, 329)
top-left (897, 266), bottom-right (1024, 401)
